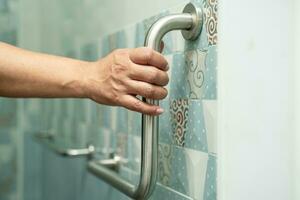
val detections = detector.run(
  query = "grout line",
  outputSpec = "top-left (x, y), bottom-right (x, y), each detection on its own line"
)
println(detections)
top-left (157, 182), bottom-right (194, 200)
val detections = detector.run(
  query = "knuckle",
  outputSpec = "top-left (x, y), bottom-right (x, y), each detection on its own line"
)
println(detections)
top-left (112, 64), bottom-right (127, 74)
top-left (145, 85), bottom-right (155, 97)
top-left (133, 100), bottom-right (143, 110)
top-left (143, 47), bottom-right (154, 62)
top-left (149, 70), bottom-right (159, 82)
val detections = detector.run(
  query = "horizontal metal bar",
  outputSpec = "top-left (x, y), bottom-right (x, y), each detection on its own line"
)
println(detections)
top-left (34, 133), bottom-right (95, 157)
top-left (88, 3), bottom-right (203, 200)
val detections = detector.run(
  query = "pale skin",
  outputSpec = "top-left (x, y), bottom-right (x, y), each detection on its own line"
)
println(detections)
top-left (0, 42), bottom-right (169, 115)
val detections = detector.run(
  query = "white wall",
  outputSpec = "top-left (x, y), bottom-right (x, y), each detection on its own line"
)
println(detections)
top-left (218, 0), bottom-right (296, 200)
top-left (293, 0), bottom-right (300, 199)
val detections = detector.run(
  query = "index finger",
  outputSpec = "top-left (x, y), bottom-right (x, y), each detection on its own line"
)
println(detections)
top-left (129, 47), bottom-right (169, 71)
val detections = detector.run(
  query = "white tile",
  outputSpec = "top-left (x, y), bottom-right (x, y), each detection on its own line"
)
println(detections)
top-left (202, 100), bottom-right (217, 154)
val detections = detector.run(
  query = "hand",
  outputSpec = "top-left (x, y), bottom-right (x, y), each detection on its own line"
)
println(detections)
top-left (82, 47), bottom-right (169, 115)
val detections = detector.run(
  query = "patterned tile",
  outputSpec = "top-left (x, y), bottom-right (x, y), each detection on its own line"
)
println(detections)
top-left (185, 49), bottom-right (207, 99)
top-left (170, 99), bottom-right (189, 147)
top-left (203, 0), bottom-right (218, 46)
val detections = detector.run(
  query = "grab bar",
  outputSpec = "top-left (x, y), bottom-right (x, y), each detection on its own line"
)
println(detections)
top-left (34, 132), bottom-right (96, 157)
top-left (87, 3), bottom-right (203, 200)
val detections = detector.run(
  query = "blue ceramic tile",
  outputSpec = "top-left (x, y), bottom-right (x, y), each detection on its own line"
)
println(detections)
top-left (128, 111), bottom-right (141, 136)
top-left (115, 107), bottom-right (128, 134)
top-left (169, 53), bottom-right (189, 99)
top-left (134, 22), bottom-right (146, 47)
top-left (203, 45), bottom-right (217, 100)
top-left (185, 100), bottom-right (208, 152)
top-left (0, 30), bottom-right (17, 45)
top-left (150, 183), bottom-right (193, 200)
top-left (80, 42), bottom-right (99, 61)
top-left (159, 99), bottom-right (172, 144)
top-left (108, 30), bottom-right (127, 50)
top-left (203, 154), bottom-right (217, 200)
top-left (0, 98), bottom-right (17, 128)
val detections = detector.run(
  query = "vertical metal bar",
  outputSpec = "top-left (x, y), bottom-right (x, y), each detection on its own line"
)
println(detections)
top-left (88, 3), bottom-right (202, 200)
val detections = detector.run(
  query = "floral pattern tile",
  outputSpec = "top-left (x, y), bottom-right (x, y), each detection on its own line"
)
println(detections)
top-left (185, 49), bottom-right (208, 99)
top-left (204, 0), bottom-right (218, 46)
top-left (170, 99), bottom-right (189, 147)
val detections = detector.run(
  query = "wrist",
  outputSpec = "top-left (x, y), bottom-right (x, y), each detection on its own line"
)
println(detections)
top-left (75, 60), bottom-right (101, 99)
top-left (64, 60), bottom-right (92, 99)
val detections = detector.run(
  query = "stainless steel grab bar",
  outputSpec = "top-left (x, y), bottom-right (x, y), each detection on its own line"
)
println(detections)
top-left (87, 3), bottom-right (203, 200)
top-left (34, 132), bottom-right (96, 157)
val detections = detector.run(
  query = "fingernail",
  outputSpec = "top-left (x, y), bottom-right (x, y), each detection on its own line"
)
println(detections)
top-left (156, 107), bottom-right (164, 114)
top-left (165, 64), bottom-right (169, 71)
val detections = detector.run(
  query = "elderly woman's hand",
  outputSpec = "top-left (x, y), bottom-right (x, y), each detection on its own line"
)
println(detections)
top-left (82, 47), bottom-right (169, 115)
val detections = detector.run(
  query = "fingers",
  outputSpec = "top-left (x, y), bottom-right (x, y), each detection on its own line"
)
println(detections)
top-left (129, 47), bottom-right (168, 71)
top-left (126, 79), bottom-right (168, 100)
top-left (119, 95), bottom-right (164, 115)
top-left (129, 63), bottom-right (169, 86)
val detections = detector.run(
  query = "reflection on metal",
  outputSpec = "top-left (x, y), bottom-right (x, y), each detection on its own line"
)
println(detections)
top-left (87, 3), bottom-right (203, 200)
top-left (34, 132), bottom-right (96, 158)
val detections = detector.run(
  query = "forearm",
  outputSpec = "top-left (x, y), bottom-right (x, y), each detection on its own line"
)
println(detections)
top-left (0, 42), bottom-right (88, 98)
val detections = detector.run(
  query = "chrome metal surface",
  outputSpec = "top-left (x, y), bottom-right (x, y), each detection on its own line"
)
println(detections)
top-left (34, 133), bottom-right (95, 157)
top-left (88, 3), bottom-right (203, 200)
top-left (181, 3), bottom-right (203, 40)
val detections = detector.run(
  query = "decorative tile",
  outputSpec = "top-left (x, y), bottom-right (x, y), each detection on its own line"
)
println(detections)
top-left (203, 0), bottom-right (218, 46)
top-left (185, 49), bottom-right (207, 99)
top-left (170, 99), bottom-right (189, 147)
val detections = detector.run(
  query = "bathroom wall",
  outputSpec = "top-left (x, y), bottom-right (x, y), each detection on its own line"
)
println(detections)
top-left (0, 0), bottom-right (21, 199)
top-left (0, 0), bottom-right (217, 199)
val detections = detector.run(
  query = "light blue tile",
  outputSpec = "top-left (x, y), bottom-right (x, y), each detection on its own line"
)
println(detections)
top-left (203, 45), bottom-right (217, 100)
top-left (150, 184), bottom-right (193, 200)
top-left (159, 99), bottom-right (172, 144)
top-left (203, 154), bottom-right (217, 200)
top-left (185, 100), bottom-right (208, 152)
top-left (80, 42), bottom-right (99, 61)
top-left (169, 53), bottom-right (189, 99)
